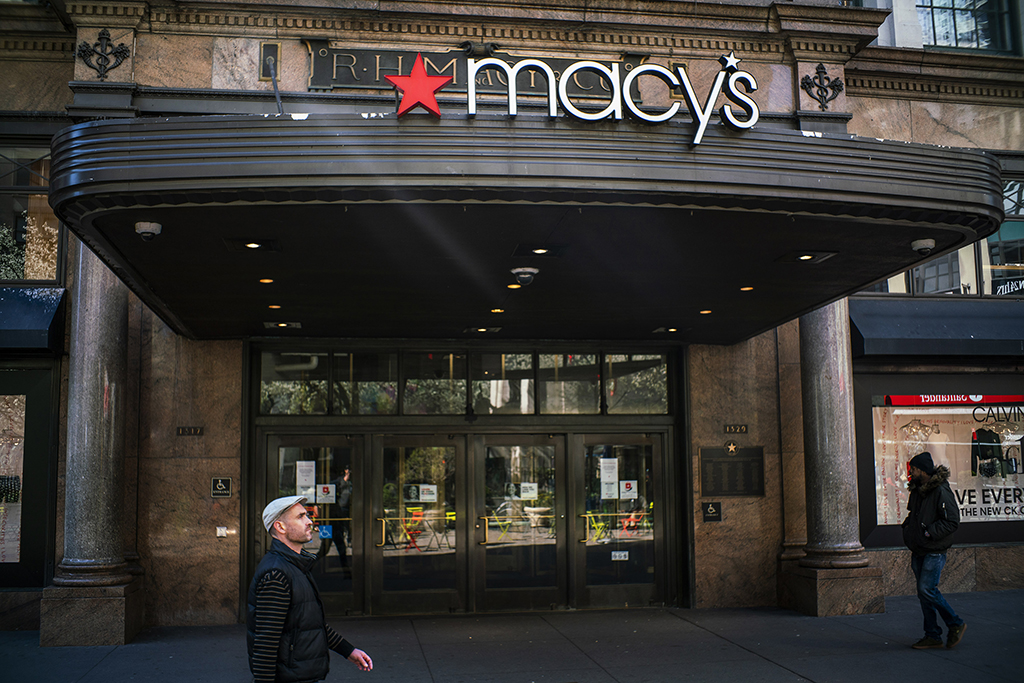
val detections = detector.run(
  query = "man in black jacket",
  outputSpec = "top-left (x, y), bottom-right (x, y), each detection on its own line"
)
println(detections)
top-left (902, 452), bottom-right (966, 650)
top-left (247, 495), bottom-right (373, 682)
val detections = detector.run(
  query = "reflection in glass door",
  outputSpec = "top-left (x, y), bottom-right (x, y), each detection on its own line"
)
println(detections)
top-left (270, 437), bottom-right (360, 613)
top-left (372, 439), bottom-right (464, 613)
top-left (475, 435), bottom-right (565, 611)
top-left (576, 436), bottom-right (659, 608)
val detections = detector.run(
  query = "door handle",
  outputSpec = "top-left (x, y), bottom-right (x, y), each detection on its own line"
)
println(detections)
top-left (375, 518), bottom-right (386, 547)
top-left (578, 514), bottom-right (590, 543)
top-left (478, 517), bottom-right (489, 545)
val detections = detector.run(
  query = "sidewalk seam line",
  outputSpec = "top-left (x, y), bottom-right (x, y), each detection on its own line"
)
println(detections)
top-left (410, 618), bottom-right (438, 683)
top-left (668, 611), bottom-right (817, 683)
top-left (541, 613), bottom-right (626, 683)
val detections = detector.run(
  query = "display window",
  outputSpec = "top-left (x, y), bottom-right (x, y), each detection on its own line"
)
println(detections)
top-left (871, 394), bottom-right (1024, 525)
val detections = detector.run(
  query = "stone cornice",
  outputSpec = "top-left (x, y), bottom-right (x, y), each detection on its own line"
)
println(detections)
top-left (140, 1), bottom-right (881, 61)
top-left (0, 34), bottom-right (77, 61)
top-left (66, 2), bottom-right (146, 28)
top-left (846, 46), bottom-right (1024, 107)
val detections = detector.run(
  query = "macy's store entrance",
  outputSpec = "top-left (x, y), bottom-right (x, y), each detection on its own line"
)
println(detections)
top-left (247, 347), bottom-right (682, 615)
top-left (256, 431), bottom-right (676, 615)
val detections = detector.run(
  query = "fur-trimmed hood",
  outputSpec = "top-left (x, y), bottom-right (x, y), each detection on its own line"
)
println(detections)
top-left (909, 464), bottom-right (950, 495)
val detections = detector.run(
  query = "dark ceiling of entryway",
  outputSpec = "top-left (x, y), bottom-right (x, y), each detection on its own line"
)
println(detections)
top-left (50, 114), bottom-right (1003, 344)
top-left (91, 202), bottom-right (969, 344)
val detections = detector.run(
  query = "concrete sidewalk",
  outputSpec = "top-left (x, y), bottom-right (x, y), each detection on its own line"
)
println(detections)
top-left (3, 590), bottom-right (1021, 683)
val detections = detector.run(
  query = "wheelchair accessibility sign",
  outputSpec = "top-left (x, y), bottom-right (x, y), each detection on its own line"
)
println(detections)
top-left (211, 477), bottom-right (232, 498)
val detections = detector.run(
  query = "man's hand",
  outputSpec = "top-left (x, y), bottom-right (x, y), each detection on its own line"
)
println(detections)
top-left (348, 648), bottom-right (373, 671)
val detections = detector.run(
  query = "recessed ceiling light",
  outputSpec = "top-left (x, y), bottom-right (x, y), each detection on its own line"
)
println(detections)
top-left (268, 305), bottom-right (281, 309)
top-left (491, 308), bottom-right (504, 314)
top-left (277, 322), bottom-right (288, 327)
top-left (740, 286), bottom-right (754, 291)
top-left (245, 242), bottom-right (262, 249)
top-left (700, 310), bottom-right (712, 315)
top-left (259, 278), bottom-right (274, 284)
top-left (777, 250), bottom-right (837, 265)
top-left (507, 283), bottom-right (521, 289)
top-left (512, 243), bottom-right (567, 258)
top-left (667, 328), bottom-right (678, 332)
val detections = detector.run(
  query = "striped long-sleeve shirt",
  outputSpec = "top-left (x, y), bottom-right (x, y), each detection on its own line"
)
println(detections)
top-left (251, 568), bottom-right (355, 683)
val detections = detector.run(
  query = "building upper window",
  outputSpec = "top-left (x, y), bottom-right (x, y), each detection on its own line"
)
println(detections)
top-left (917, 0), bottom-right (1015, 52)
top-left (0, 148), bottom-right (60, 282)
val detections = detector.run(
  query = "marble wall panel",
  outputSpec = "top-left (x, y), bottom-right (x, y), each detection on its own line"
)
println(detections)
top-left (976, 546), bottom-right (1024, 591)
top-left (689, 330), bottom-right (784, 608)
top-left (869, 547), bottom-right (977, 596)
top-left (0, 589), bottom-right (42, 630)
top-left (212, 37), bottom-right (266, 92)
top-left (907, 101), bottom-right (1024, 150)
top-left (137, 310), bottom-right (243, 626)
top-left (138, 456), bottom-right (241, 626)
top-left (0, 59), bottom-right (74, 112)
top-left (847, 97), bottom-right (913, 141)
top-left (280, 41), bottom-right (310, 93)
top-left (850, 98), bottom-right (1024, 152)
top-left (211, 37), bottom-right (309, 94)
top-left (134, 34), bottom-right (213, 89)
top-left (762, 63), bottom-right (795, 114)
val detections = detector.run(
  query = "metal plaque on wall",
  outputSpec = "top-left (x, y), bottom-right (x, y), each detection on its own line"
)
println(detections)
top-left (699, 446), bottom-right (765, 497)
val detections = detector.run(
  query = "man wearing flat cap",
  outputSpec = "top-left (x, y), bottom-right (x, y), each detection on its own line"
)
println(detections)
top-left (902, 451), bottom-right (966, 650)
top-left (247, 495), bottom-right (373, 682)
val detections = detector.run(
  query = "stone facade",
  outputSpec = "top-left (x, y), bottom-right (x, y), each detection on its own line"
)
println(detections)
top-left (1, 0), bottom-right (1021, 635)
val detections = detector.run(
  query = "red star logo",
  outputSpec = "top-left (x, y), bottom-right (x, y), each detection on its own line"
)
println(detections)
top-left (385, 53), bottom-right (453, 118)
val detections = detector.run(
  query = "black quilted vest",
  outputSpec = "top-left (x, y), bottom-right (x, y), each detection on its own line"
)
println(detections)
top-left (247, 538), bottom-right (330, 683)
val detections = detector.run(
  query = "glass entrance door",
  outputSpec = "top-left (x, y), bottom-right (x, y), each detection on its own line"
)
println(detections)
top-left (370, 437), bottom-right (466, 613)
top-left (267, 435), bottom-right (362, 614)
top-left (573, 434), bottom-right (661, 608)
top-left (473, 435), bottom-right (566, 611)
top-left (261, 431), bottom-right (666, 615)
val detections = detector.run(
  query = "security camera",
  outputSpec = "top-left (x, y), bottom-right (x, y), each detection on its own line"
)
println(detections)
top-left (135, 221), bottom-right (162, 242)
top-left (911, 238), bottom-right (935, 256)
top-left (511, 267), bottom-right (539, 286)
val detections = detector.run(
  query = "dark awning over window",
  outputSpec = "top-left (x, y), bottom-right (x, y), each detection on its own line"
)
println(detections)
top-left (0, 287), bottom-right (65, 353)
top-left (850, 297), bottom-right (1024, 357)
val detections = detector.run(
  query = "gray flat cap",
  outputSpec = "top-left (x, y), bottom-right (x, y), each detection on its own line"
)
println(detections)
top-left (262, 495), bottom-right (308, 531)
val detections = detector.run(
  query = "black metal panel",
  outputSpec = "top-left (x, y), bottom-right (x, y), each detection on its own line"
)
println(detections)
top-left (850, 297), bottom-right (1024, 357)
top-left (49, 114), bottom-right (1002, 229)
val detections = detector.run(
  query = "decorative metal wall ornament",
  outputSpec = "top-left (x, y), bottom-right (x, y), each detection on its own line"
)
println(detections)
top-left (76, 29), bottom-right (131, 81)
top-left (800, 63), bottom-right (844, 111)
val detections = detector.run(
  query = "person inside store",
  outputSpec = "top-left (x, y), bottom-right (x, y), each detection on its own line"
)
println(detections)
top-left (902, 452), bottom-right (967, 650)
top-left (248, 495), bottom-right (373, 682)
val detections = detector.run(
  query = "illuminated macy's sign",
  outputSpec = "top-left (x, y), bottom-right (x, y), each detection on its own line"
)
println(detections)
top-left (306, 44), bottom-right (759, 146)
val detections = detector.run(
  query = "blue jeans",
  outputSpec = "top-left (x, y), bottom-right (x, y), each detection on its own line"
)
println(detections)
top-left (911, 552), bottom-right (963, 639)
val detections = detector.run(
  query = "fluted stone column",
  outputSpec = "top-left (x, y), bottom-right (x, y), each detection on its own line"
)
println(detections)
top-left (798, 298), bottom-right (868, 569)
top-left (41, 240), bottom-right (142, 645)
top-left (778, 298), bottom-right (883, 616)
